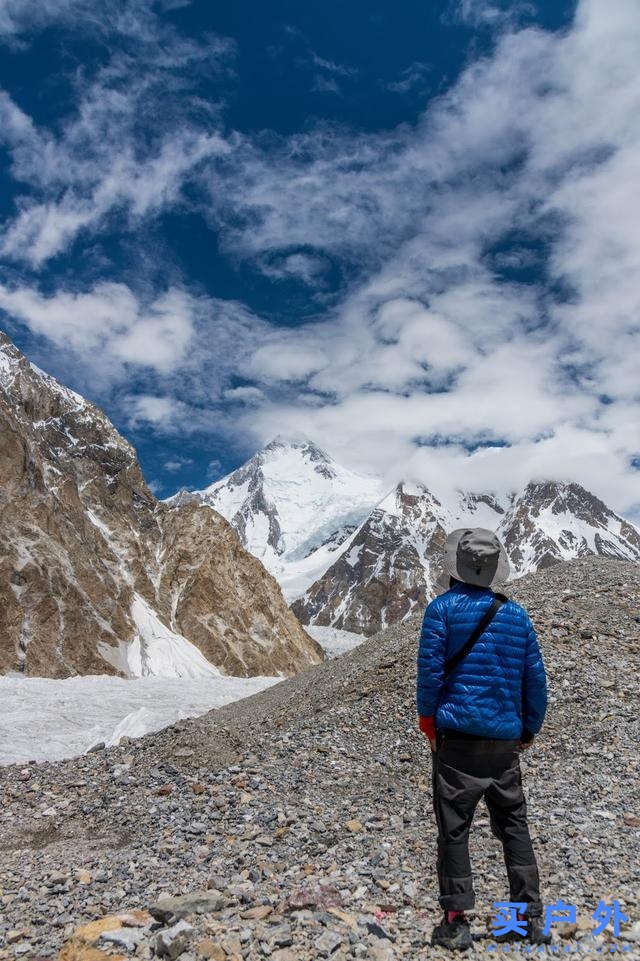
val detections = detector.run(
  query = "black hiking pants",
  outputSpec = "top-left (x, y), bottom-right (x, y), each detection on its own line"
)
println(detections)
top-left (432, 730), bottom-right (542, 915)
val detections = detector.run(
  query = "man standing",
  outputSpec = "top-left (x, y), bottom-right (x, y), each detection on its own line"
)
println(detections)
top-left (417, 528), bottom-right (549, 950)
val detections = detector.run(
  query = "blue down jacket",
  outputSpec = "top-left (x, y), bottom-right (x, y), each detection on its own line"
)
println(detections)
top-left (417, 582), bottom-right (547, 740)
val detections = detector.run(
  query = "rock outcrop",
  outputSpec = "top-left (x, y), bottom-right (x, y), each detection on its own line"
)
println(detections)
top-left (0, 332), bottom-right (322, 678)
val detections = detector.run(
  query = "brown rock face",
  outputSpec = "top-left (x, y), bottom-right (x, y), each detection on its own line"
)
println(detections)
top-left (154, 505), bottom-right (324, 676)
top-left (0, 332), bottom-right (322, 678)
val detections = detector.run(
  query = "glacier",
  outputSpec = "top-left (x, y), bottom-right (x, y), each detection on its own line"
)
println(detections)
top-left (0, 673), bottom-right (279, 766)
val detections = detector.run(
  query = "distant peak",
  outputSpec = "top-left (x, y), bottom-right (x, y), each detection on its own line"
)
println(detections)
top-left (264, 434), bottom-right (331, 461)
top-left (0, 329), bottom-right (23, 362)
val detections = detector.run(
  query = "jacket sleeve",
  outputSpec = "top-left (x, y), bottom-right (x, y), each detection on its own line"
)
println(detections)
top-left (521, 614), bottom-right (548, 738)
top-left (416, 599), bottom-right (448, 718)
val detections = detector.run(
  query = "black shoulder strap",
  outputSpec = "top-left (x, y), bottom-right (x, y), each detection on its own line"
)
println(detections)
top-left (444, 592), bottom-right (508, 677)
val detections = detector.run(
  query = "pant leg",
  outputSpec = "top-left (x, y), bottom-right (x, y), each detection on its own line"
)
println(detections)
top-left (432, 739), bottom-right (488, 911)
top-left (484, 750), bottom-right (542, 917)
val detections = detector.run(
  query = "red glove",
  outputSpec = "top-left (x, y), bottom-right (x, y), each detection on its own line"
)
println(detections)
top-left (418, 715), bottom-right (437, 742)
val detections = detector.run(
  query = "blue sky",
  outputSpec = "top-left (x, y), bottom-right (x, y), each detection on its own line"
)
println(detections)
top-left (0, 0), bottom-right (639, 520)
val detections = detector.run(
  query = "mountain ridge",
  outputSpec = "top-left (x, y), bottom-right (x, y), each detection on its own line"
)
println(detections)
top-left (174, 438), bottom-right (640, 636)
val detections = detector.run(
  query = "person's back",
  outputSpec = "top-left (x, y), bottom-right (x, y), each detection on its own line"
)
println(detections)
top-left (416, 528), bottom-right (549, 951)
top-left (418, 580), bottom-right (547, 742)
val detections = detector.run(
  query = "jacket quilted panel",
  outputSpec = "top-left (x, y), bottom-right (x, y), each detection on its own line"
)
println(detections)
top-left (416, 581), bottom-right (547, 739)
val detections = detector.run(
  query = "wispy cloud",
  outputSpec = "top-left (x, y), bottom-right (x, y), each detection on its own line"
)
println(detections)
top-left (164, 455), bottom-right (193, 472)
top-left (194, 0), bottom-right (640, 514)
top-left (0, 0), bottom-right (639, 518)
top-left (0, 282), bottom-right (197, 378)
top-left (0, 2), bottom-right (233, 264)
top-left (309, 51), bottom-right (357, 79)
top-left (445, 0), bottom-right (538, 29)
top-left (385, 62), bottom-right (430, 94)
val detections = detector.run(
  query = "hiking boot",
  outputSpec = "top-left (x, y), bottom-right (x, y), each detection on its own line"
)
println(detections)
top-left (431, 914), bottom-right (473, 951)
top-left (525, 916), bottom-right (551, 945)
top-left (494, 915), bottom-right (551, 945)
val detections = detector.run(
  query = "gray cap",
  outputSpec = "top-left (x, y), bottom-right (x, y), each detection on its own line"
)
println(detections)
top-left (441, 527), bottom-right (510, 589)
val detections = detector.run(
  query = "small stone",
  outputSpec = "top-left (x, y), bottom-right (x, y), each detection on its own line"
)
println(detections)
top-left (12, 944), bottom-right (32, 957)
top-left (76, 870), bottom-right (92, 885)
top-left (314, 930), bottom-right (343, 956)
top-left (364, 921), bottom-right (393, 941)
top-left (150, 891), bottom-right (225, 923)
top-left (191, 783), bottom-right (206, 795)
top-left (268, 924), bottom-right (293, 948)
top-left (6, 932), bottom-right (25, 944)
top-left (99, 928), bottom-right (144, 952)
top-left (327, 908), bottom-right (357, 929)
top-left (287, 884), bottom-right (342, 911)
top-left (187, 821), bottom-right (206, 835)
top-left (344, 820), bottom-right (363, 833)
top-left (241, 905), bottom-right (272, 920)
top-left (153, 920), bottom-right (193, 959)
top-left (221, 935), bottom-right (242, 956)
top-left (620, 921), bottom-right (640, 942)
top-left (368, 939), bottom-right (395, 961)
top-left (118, 911), bottom-right (153, 928)
top-left (624, 814), bottom-right (640, 827)
top-left (195, 940), bottom-right (225, 961)
top-left (255, 835), bottom-right (274, 846)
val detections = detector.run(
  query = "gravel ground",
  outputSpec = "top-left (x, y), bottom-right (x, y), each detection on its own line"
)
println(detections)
top-left (1, 556), bottom-right (639, 960)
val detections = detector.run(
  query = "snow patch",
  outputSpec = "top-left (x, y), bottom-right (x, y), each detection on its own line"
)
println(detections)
top-left (98, 593), bottom-right (220, 679)
top-left (305, 625), bottom-right (365, 658)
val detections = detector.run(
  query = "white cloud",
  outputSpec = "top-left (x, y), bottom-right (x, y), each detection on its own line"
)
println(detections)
top-left (194, 0), bottom-right (640, 518)
top-left (223, 386), bottom-right (265, 405)
top-left (309, 52), bottom-right (357, 79)
top-left (311, 75), bottom-right (341, 96)
top-left (258, 251), bottom-right (330, 287)
top-left (386, 62), bottom-right (430, 94)
top-left (0, 4), bottom-right (233, 265)
top-left (206, 458), bottom-right (222, 479)
top-left (447, 0), bottom-right (537, 29)
top-left (128, 393), bottom-right (183, 427)
top-left (164, 456), bottom-right (193, 472)
top-left (0, 282), bottom-right (196, 375)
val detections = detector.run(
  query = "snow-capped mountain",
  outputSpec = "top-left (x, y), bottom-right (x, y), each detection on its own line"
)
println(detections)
top-left (499, 481), bottom-right (640, 574)
top-left (179, 439), bottom-right (640, 637)
top-left (0, 332), bottom-right (322, 678)
top-left (291, 481), bottom-right (507, 635)
top-left (167, 436), bottom-right (386, 600)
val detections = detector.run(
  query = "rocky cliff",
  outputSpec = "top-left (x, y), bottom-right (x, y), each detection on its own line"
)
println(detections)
top-left (0, 332), bottom-right (323, 678)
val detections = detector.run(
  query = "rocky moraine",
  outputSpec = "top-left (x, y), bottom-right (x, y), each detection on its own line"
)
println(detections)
top-left (1, 556), bottom-right (639, 960)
